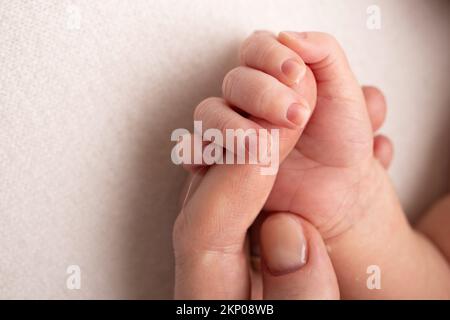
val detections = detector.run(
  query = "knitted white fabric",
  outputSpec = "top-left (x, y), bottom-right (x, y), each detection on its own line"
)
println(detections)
top-left (0, 0), bottom-right (448, 298)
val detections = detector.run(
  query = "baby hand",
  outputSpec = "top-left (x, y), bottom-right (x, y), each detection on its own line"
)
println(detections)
top-left (264, 31), bottom-right (393, 239)
top-left (173, 32), bottom-right (340, 299)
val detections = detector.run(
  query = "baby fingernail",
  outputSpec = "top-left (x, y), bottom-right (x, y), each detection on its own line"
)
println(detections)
top-left (261, 215), bottom-right (308, 275)
top-left (281, 59), bottom-right (306, 85)
top-left (286, 102), bottom-right (310, 127)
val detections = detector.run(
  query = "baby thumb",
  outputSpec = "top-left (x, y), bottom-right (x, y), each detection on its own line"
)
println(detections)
top-left (260, 213), bottom-right (340, 300)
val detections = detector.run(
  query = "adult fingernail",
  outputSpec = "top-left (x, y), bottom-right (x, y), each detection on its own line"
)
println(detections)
top-left (281, 59), bottom-right (306, 85)
top-left (286, 102), bottom-right (310, 127)
top-left (261, 215), bottom-right (308, 275)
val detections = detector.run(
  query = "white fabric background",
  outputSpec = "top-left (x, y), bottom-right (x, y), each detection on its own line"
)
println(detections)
top-left (0, 0), bottom-right (448, 299)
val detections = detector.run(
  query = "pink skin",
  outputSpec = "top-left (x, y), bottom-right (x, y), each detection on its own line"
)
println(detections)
top-left (268, 31), bottom-right (450, 298)
top-left (266, 32), bottom-right (382, 237)
top-left (173, 32), bottom-right (338, 299)
top-left (174, 31), bottom-right (390, 299)
top-left (417, 194), bottom-right (450, 264)
top-left (174, 31), bottom-right (450, 299)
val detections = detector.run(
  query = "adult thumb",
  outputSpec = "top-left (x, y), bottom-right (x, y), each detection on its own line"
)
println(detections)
top-left (260, 213), bottom-right (340, 299)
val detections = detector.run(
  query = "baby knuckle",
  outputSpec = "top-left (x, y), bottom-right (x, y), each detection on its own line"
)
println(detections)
top-left (239, 36), bottom-right (252, 63)
top-left (222, 67), bottom-right (241, 99)
top-left (240, 30), bottom-right (274, 62)
top-left (255, 83), bottom-right (275, 117)
top-left (194, 97), bottom-right (216, 120)
top-left (252, 29), bottom-right (273, 36)
top-left (258, 40), bottom-right (279, 65)
top-left (320, 32), bottom-right (342, 49)
top-left (218, 114), bottom-right (235, 133)
top-left (193, 102), bottom-right (206, 121)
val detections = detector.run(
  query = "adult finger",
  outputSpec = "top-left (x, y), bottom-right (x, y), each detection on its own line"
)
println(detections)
top-left (260, 213), bottom-right (340, 300)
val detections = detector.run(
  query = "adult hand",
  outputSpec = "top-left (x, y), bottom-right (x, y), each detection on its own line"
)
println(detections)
top-left (173, 30), bottom-right (339, 300)
top-left (173, 166), bottom-right (340, 299)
